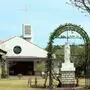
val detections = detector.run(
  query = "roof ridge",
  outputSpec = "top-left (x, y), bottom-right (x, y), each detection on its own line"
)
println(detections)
top-left (0, 36), bottom-right (17, 44)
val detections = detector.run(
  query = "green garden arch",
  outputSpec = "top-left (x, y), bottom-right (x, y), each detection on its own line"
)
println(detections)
top-left (47, 23), bottom-right (90, 88)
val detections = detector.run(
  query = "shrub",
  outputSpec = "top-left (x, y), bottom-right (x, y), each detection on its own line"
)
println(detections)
top-left (1, 65), bottom-right (8, 78)
top-left (17, 74), bottom-right (23, 79)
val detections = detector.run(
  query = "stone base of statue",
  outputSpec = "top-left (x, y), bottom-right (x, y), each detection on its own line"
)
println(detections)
top-left (61, 62), bottom-right (75, 87)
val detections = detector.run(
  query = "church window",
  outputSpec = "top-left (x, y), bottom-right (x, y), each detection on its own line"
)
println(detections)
top-left (13, 46), bottom-right (22, 54)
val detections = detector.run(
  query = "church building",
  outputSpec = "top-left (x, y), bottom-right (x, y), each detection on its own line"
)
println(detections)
top-left (0, 24), bottom-right (47, 75)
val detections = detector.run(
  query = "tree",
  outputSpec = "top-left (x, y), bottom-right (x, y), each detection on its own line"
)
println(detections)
top-left (0, 55), bottom-right (8, 78)
top-left (46, 43), bottom-right (85, 76)
top-left (70, 0), bottom-right (90, 14)
top-left (70, 44), bottom-right (85, 77)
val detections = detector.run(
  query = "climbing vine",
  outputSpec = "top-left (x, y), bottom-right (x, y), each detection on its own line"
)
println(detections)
top-left (46, 23), bottom-right (90, 88)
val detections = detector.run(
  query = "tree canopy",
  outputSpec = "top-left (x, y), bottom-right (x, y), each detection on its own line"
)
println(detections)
top-left (70, 0), bottom-right (90, 14)
top-left (49, 44), bottom-right (85, 77)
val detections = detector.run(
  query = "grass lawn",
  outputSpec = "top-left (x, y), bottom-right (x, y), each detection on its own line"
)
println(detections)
top-left (0, 76), bottom-right (49, 90)
top-left (0, 79), bottom-right (28, 90)
top-left (0, 76), bottom-right (86, 90)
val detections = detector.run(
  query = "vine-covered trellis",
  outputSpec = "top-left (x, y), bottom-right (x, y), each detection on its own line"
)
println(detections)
top-left (46, 23), bottom-right (90, 88)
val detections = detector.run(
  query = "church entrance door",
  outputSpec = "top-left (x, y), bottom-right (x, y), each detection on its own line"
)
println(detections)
top-left (9, 61), bottom-right (34, 75)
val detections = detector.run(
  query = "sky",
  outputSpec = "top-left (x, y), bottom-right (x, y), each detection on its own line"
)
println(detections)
top-left (0, 0), bottom-right (90, 48)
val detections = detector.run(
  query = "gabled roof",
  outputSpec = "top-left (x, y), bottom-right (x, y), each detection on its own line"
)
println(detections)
top-left (0, 36), bottom-right (47, 58)
top-left (0, 36), bottom-right (16, 44)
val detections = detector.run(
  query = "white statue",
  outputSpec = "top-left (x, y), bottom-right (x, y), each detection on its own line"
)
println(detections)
top-left (61, 41), bottom-right (75, 71)
top-left (61, 42), bottom-right (75, 86)
top-left (64, 42), bottom-right (70, 63)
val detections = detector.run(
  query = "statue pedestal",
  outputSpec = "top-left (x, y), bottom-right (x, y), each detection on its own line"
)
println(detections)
top-left (61, 62), bottom-right (75, 87)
